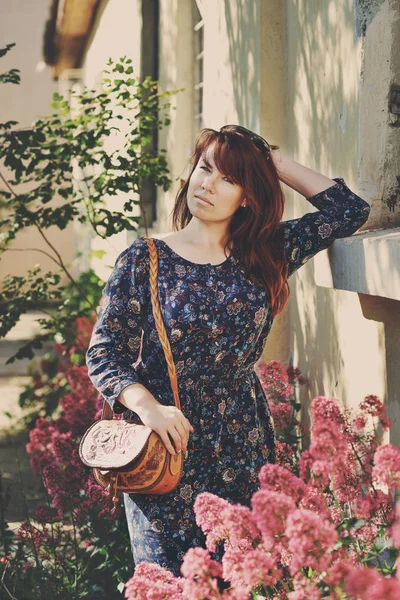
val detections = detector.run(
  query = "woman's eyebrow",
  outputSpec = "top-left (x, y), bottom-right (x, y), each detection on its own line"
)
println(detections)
top-left (201, 156), bottom-right (212, 167)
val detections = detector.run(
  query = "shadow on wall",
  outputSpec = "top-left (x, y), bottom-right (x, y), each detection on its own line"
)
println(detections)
top-left (353, 0), bottom-right (387, 38)
top-left (282, 1), bottom-right (389, 432)
top-left (359, 293), bottom-right (400, 446)
top-left (224, 0), bottom-right (260, 130)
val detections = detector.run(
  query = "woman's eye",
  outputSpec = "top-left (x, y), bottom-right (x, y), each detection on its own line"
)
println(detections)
top-left (200, 165), bottom-right (232, 183)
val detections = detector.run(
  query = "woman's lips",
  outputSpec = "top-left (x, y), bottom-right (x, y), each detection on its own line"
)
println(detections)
top-left (195, 195), bottom-right (213, 206)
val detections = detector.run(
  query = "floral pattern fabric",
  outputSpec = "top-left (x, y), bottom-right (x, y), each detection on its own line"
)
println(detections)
top-left (86, 177), bottom-right (370, 576)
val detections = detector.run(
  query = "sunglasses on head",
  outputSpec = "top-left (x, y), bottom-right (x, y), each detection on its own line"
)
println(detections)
top-left (219, 124), bottom-right (274, 157)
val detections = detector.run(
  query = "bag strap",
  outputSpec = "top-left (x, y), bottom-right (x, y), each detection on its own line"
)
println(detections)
top-left (101, 237), bottom-right (181, 420)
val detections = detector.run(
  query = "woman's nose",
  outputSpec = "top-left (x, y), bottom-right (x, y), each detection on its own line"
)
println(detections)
top-left (202, 174), bottom-right (216, 191)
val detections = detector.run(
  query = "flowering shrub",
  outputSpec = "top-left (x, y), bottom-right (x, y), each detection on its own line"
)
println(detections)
top-left (0, 317), bottom-right (133, 599)
top-left (123, 362), bottom-right (400, 600)
top-left (0, 47), bottom-right (178, 599)
top-left (2, 352), bottom-right (399, 599)
top-left (256, 360), bottom-right (307, 473)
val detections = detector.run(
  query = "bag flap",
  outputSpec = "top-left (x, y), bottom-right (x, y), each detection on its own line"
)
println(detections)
top-left (79, 420), bottom-right (153, 469)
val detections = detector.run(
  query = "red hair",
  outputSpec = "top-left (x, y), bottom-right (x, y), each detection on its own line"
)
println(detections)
top-left (171, 126), bottom-right (290, 317)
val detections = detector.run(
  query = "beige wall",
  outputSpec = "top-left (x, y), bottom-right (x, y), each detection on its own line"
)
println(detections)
top-left (358, 0), bottom-right (400, 230)
top-left (81, 0), bottom-right (143, 280)
top-left (156, 0), bottom-right (196, 234)
top-left (259, 0), bottom-right (291, 365)
top-left (156, 0), bottom-right (262, 233)
top-left (156, 0), bottom-right (400, 444)
top-left (82, 0), bottom-right (400, 446)
top-left (283, 0), bottom-right (400, 444)
top-left (0, 0), bottom-right (75, 284)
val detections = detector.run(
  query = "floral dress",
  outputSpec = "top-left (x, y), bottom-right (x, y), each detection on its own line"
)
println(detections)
top-left (86, 178), bottom-right (370, 576)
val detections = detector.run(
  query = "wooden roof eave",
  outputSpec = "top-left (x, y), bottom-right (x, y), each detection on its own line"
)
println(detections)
top-left (44, 0), bottom-right (103, 80)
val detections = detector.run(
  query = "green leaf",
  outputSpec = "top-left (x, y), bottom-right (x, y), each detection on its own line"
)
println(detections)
top-left (0, 43), bottom-right (16, 57)
top-left (90, 249), bottom-right (107, 260)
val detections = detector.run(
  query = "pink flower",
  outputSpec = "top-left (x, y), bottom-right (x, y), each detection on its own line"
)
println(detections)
top-left (287, 574), bottom-right (321, 600)
top-left (256, 360), bottom-right (295, 405)
top-left (298, 486), bottom-right (330, 519)
top-left (309, 420), bottom-right (346, 464)
top-left (275, 440), bottom-right (297, 471)
top-left (222, 547), bottom-right (281, 595)
top-left (298, 449), bottom-right (314, 483)
top-left (193, 492), bottom-right (230, 552)
top-left (124, 562), bottom-right (184, 600)
top-left (356, 522), bottom-right (380, 545)
top-left (181, 548), bottom-right (222, 599)
top-left (286, 366), bottom-right (306, 384)
top-left (223, 504), bottom-right (261, 551)
top-left (270, 402), bottom-right (297, 430)
top-left (35, 504), bottom-right (56, 524)
top-left (360, 395), bottom-right (385, 418)
top-left (310, 396), bottom-right (344, 427)
top-left (360, 395), bottom-right (392, 430)
top-left (372, 444), bottom-right (400, 489)
top-left (324, 559), bottom-right (354, 587)
top-left (17, 522), bottom-right (49, 556)
top-left (353, 416), bottom-right (367, 431)
top-left (258, 464), bottom-right (307, 503)
top-left (72, 315), bottom-right (96, 349)
top-left (352, 489), bottom-right (392, 520)
top-left (257, 360), bottom-right (289, 384)
top-left (345, 567), bottom-right (400, 600)
top-left (285, 509), bottom-right (338, 575)
top-left (251, 489), bottom-right (295, 546)
top-left (181, 547), bottom-right (222, 580)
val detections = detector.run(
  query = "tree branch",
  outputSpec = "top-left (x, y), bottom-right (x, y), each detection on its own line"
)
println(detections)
top-left (0, 170), bottom-right (98, 314)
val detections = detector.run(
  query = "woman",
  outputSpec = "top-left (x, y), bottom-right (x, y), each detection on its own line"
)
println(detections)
top-left (86, 125), bottom-right (370, 577)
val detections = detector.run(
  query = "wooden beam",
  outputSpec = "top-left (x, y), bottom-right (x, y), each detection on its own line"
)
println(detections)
top-left (48, 0), bottom-right (102, 78)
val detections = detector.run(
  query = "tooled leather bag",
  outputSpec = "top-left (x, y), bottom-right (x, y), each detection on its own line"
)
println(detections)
top-left (79, 237), bottom-right (187, 516)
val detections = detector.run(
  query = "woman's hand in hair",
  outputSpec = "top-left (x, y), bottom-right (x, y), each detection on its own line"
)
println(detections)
top-left (270, 148), bottom-right (283, 172)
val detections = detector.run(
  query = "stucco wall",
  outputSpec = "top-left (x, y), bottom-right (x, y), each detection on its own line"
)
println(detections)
top-left (156, 0), bottom-right (263, 234)
top-left (0, 0), bottom-right (75, 284)
top-left (156, 0), bottom-right (291, 365)
top-left (259, 0), bottom-right (291, 365)
top-left (155, 0), bottom-right (196, 234)
top-left (357, 0), bottom-right (400, 229)
top-left (284, 0), bottom-right (399, 444)
top-left (199, 0), bottom-right (261, 131)
top-left (81, 0), bottom-right (143, 280)
top-left (79, 0), bottom-right (400, 445)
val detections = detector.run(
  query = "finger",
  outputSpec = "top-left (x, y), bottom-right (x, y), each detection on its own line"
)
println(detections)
top-left (182, 423), bottom-right (193, 447)
top-left (179, 411), bottom-right (195, 434)
top-left (176, 424), bottom-right (191, 450)
top-left (180, 420), bottom-right (191, 439)
top-left (169, 429), bottom-right (183, 454)
top-left (184, 417), bottom-right (195, 433)
top-left (159, 432), bottom-right (176, 456)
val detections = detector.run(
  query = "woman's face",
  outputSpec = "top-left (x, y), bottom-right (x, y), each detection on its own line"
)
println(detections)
top-left (186, 143), bottom-right (246, 221)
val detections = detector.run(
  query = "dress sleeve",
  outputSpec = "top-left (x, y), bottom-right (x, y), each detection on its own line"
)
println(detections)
top-left (86, 238), bottom-right (149, 413)
top-left (280, 177), bottom-right (371, 278)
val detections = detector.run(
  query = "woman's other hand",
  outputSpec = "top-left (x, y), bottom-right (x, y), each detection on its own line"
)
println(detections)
top-left (118, 383), bottom-right (194, 455)
top-left (139, 403), bottom-right (194, 456)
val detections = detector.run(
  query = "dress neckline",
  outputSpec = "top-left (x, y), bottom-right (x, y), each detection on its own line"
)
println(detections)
top-left (153, 238), bottom-right (234, 268)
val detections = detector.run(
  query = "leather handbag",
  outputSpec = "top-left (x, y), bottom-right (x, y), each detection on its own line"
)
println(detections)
top-left (79, 237), bottom-right (187, 516)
